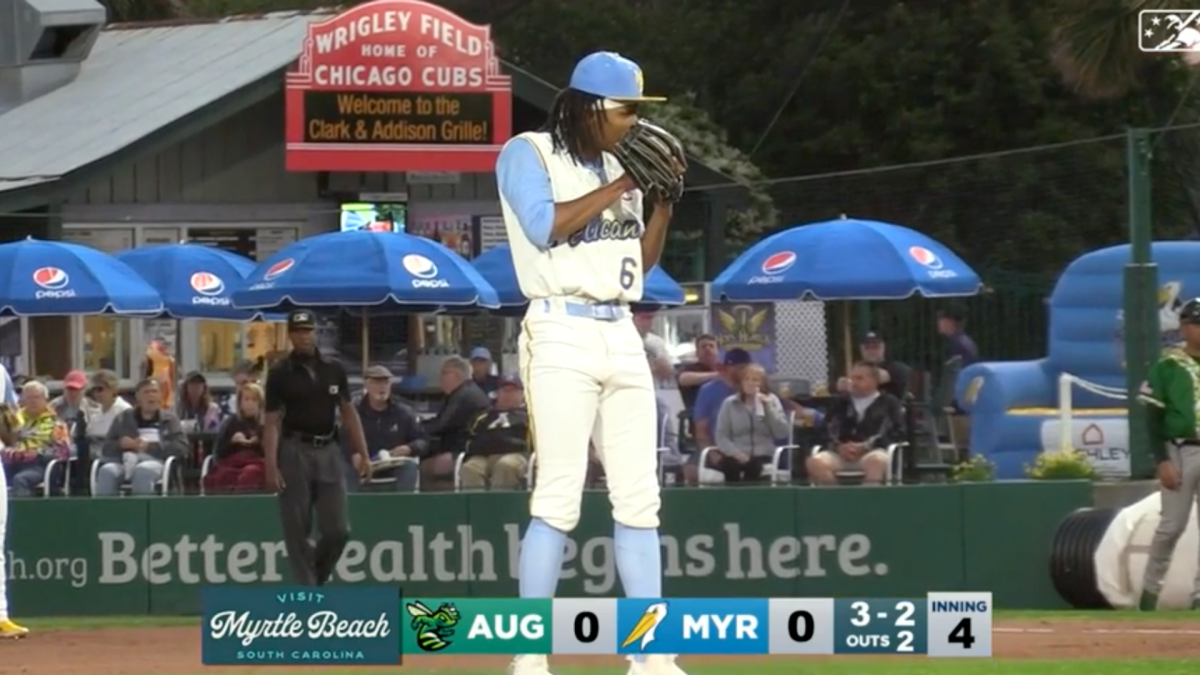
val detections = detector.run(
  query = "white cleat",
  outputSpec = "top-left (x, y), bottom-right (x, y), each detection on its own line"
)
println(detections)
top-left (626, 654), bottom-right (688, 675)
top-left (508, 654), bottom-right (554, 675)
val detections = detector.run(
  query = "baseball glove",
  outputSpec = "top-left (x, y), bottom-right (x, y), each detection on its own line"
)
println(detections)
top-left (611, 120), bottom-right (688, 203)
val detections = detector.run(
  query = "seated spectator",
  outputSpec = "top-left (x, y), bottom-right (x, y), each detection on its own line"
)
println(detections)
top-left (204, 383), bottom-right (267, 494)
top-left (51, 369), bottom-right (101, 490)
top-left (412, 357), bottom-right (490, 491)
top-left (83, 370), bottom-right (131, 462)
top-left (2, 381), bottom-right (70, 496)
top-left (689, 349), bottom-right (752, 484)
top-left (677, 334), bottom-right (721, 411)
top-left (468, 347), bottom-right (500, 397)
top-left (836, 332), bottom-right (912, 400)
top-left (713, 364), bottom-right (791, 483)
top-left (347, 365), bottom-right (424, 491)
top-left (97, 379), bottom-right (188, 496)
top-left (175, 371), bottom-right (222, 433)
top-left (460, 375), bottom-right (529, 490)
top-left (807, 362), bottom-right (905, 485)
top-left (219, 360), bottom-right (259, 416)
top-left (49, 369), bottom-right (100, 434)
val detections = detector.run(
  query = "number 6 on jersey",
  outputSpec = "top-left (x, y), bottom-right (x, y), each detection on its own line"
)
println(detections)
top-left (926, 592), bottom-right (992, 658)
top-left (619, 257), bottom-right (638, 290)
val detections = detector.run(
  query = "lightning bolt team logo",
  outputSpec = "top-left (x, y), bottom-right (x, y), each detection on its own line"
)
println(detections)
top-left (621, 602), bottom-right (669, 652)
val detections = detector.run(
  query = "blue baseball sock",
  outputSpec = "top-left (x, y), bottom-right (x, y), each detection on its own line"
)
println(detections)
top-left (518, 518), bottom-right (568, 598)
top-left (615, 523), bottom-right (663, 663)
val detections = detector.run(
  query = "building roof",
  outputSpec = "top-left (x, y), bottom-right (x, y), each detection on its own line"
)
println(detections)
top-left (0, 9), bottom-right (743, 209)
top-left (0, 11), bottom-right (318, 196)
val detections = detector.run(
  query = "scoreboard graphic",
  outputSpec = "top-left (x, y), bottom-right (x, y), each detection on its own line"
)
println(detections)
top-left (393, 592), bottom-right (992, 658)
top-left (201, 588), bottom-right (992, 664)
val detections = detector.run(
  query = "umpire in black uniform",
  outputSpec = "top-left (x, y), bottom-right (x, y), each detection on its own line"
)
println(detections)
top-left (264, 309), bottom-right (371, 586)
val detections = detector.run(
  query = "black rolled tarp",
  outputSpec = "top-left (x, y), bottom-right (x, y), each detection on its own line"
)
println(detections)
top-left (1049, 507), bottom-right (1119, 609)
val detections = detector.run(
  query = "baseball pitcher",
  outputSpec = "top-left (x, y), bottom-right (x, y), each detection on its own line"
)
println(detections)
top-left (0, 362), bottom-right (28, 638)
top-left (1138, 298), bottom-right (1200, 611)
top-left (495, 51), bottom-right (687, 675)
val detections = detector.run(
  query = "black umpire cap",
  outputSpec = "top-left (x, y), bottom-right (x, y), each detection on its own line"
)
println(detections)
top-left (1181, 298), bottom-right (1200, 324)
top-left (287, 310), bottom-right (316, 331)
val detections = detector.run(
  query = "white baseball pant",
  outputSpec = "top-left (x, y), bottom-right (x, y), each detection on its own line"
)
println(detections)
top-left (0, 464), bottom-right (9, 621)
top-left (520, 299), bottom-right (661, 532)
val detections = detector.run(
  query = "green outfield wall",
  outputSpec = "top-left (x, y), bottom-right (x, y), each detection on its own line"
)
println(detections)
top-left (4, 482), bottom-right (1090, 616)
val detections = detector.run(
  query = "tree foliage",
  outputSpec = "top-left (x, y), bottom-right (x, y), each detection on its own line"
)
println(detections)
top-left (101, 0), bottom-right (1200, 273)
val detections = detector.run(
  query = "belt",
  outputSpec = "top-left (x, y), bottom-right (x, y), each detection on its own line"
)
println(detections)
top-left (285, 431), bottom-right (336, 447)
top-left (537, 297), bottom-right (627, 322)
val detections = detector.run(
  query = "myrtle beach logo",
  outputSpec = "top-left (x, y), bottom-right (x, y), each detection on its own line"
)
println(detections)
top-left (201, 587), bottom-right (397, 666)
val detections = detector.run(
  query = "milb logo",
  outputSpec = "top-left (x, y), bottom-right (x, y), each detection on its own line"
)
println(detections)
top-left (616, 599), bottom-right (768, 656)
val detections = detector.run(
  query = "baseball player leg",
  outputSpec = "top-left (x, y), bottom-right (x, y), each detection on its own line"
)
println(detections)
top-left (0, 464), bottom-right (8, 622)
top-left (511, 321), bottom-right (603, 675)
top-left (594, 331), bottom-right (686, 675)
top-left (0, 466), bottom-right (24, 637)
top-left (1142, 448), bottom-right (1194, 605)
top-left (1181, 448), bottom-right (1200, 605)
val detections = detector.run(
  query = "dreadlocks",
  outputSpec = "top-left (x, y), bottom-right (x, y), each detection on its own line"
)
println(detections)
top-left (542, 88), bottom-right (606, 165)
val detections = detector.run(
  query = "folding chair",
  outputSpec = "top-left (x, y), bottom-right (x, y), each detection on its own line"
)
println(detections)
top-left (806, 443), bottom-right (906, 483)
top-left (36, 457), bottom-right (76, 497)
top-left (90, 456), bottom-right (178, 496)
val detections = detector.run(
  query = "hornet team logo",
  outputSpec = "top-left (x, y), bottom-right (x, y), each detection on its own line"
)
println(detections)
top-left (1139, 11), bottom-right (1200, 52)
top-left (32, 267), bottom-right (70, 290)
top-left (760, 251), bottom-right (796, 275)
top-left (263, 258), bottom-right (295, 281)
top-left (406, 601), bottom-right (460, 652)
top-left (402, 254), bottom-right (439, 279)
top-left (622, 602), bottom-right (669, 651)
top-left (908, 246), bottom-right (944, 269)
top-left (190, 272), bottom-right (225, 296)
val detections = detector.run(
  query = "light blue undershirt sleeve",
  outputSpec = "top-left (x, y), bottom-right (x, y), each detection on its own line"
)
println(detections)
top-left (495, 138), bottom-right (555, 250)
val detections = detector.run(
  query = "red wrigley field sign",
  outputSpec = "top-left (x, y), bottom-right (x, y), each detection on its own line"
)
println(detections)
top-left (285, 0), bottom-right (513, 172)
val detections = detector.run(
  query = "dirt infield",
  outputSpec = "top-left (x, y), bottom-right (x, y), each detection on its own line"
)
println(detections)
top-left (2, 619), bottom-right (1199, 674)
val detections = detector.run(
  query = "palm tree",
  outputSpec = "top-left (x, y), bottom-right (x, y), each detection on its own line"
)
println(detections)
top-left (1050, 0), bottom-right (1191, 99)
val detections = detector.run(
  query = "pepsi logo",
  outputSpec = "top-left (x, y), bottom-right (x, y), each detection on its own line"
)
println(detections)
top-left (761, 251), bottom-right (796, 275)
top-left (402, 254), bottom-right (439, 279)
top-left (909, 246), bottom-right (944, 270)
top-left (263, 258), bottom-right (295, 281)
top-left (32, 267), bottom-right (69, 290)
top-left (190, 272), bottom-right (225, 296)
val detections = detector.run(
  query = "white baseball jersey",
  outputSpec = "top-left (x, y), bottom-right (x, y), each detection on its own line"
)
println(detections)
top-left (499, 131), bottom-right (646, 303)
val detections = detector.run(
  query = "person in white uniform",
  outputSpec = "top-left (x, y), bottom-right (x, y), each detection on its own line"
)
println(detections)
top-left (0, 362), bottom-right (28, 638)
top-left (495, 51), bottom-right (684, 675)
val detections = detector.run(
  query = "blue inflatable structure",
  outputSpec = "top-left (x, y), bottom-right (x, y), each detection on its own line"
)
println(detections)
top-left (957, 242), bottom-right (1200, 480)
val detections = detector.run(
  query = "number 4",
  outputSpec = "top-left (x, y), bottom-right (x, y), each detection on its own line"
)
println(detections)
top-left (948, 617), bottom-right (975, 649)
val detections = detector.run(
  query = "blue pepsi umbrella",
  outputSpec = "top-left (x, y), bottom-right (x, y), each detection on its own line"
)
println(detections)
top-left (473, 245), bottom-right (686, 308)
top-left (0, 237), bottom-right (162, 316)
top-left (115, 244), bottom-right (283, 321)
top-left (711, 218), bottom-right (982, 301)
top-left (230, 230), bottom-right (500, 311)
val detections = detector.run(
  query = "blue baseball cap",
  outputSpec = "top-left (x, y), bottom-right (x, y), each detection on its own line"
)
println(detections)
top-left (469, 346), bottom-right (492, 361)
top-left (569, 52), bottom-right (666, 103)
